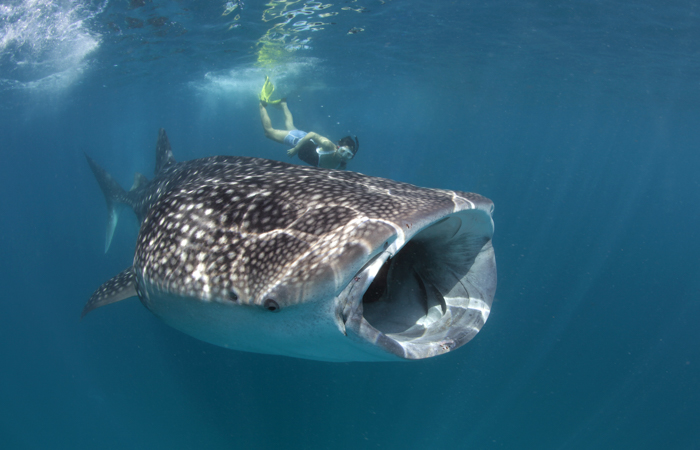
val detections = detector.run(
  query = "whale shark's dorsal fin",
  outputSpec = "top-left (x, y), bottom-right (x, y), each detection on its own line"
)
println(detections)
top-left (130, 172), bottom-right (149, 191)
top-left (155, 128), bottom-right (176, 175)
top-left (81, 267), bottom-right (137, 318)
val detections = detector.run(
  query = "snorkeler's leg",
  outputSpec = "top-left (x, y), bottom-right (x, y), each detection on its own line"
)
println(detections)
top-left (280, 100), bottom-right (295, 130)
top-left (259, 102), bottom-right (288, 144)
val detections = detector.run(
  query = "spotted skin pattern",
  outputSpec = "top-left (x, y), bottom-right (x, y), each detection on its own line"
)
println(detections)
top-left (127, 155), bottom-right (489, 309)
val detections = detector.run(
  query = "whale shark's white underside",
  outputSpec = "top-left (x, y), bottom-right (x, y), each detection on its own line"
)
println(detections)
top-left (84, 130), bottom-right (496, 362)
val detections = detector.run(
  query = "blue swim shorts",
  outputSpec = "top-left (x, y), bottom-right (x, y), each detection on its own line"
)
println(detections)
top-left (284, 129), bottom-right (308, 147)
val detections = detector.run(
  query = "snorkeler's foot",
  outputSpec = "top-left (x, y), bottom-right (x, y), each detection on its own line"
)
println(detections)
top-left (268, 97), bottom-right (286, 108)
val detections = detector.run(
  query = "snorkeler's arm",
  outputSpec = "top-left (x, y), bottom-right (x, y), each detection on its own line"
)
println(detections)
top-left (316, 135), bottom-right (337, 153)
top-left (288, 133), bottom-right (314, 157)
top-left (288, 132), bottom-right (335, 157)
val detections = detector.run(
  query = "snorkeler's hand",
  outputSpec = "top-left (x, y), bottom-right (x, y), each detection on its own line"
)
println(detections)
top-left (287, 147), bottom-right (298, 157)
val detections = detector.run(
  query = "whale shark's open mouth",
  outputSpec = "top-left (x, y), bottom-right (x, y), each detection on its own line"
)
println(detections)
top-left (340, 210), bottom-right (496, 360)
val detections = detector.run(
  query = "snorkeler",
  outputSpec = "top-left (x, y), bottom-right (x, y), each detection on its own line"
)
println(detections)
top-left (258, 76), bottom-right (359, 170)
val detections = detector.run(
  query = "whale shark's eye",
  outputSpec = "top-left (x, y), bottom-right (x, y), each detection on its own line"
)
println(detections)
top-left (264, 299), bottom-right (279, 312)
top-left (229, 291), bottom-right (238, 301)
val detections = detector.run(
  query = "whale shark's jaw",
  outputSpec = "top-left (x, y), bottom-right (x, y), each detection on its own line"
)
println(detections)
top-left (139, 208), bottom-right (495, 362)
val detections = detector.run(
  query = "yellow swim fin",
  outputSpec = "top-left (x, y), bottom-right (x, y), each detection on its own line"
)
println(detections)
top-left (259, 76), bottom-right (274, 102)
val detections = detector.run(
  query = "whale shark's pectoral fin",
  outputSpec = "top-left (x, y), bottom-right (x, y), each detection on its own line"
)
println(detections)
top-left (81, 267), bottom-right (138, 318)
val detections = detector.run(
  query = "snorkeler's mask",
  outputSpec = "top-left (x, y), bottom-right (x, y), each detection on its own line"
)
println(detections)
top-left (337, 145), bottom-right (355, 161)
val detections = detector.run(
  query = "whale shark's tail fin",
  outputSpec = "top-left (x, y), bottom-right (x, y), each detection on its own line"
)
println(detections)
top-left (85, 154), bottom-right (131, 253)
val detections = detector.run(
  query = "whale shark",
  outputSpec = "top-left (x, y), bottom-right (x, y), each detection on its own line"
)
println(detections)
top-left (83, 129), bottom-right (497, 361)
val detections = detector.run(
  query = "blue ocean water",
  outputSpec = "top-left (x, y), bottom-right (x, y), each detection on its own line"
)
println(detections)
top-left (1, 0), bottom-right (699, 448)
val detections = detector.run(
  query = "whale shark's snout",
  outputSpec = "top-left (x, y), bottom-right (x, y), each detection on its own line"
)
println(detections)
top-left (83, 129), bottom-right (496, 361)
